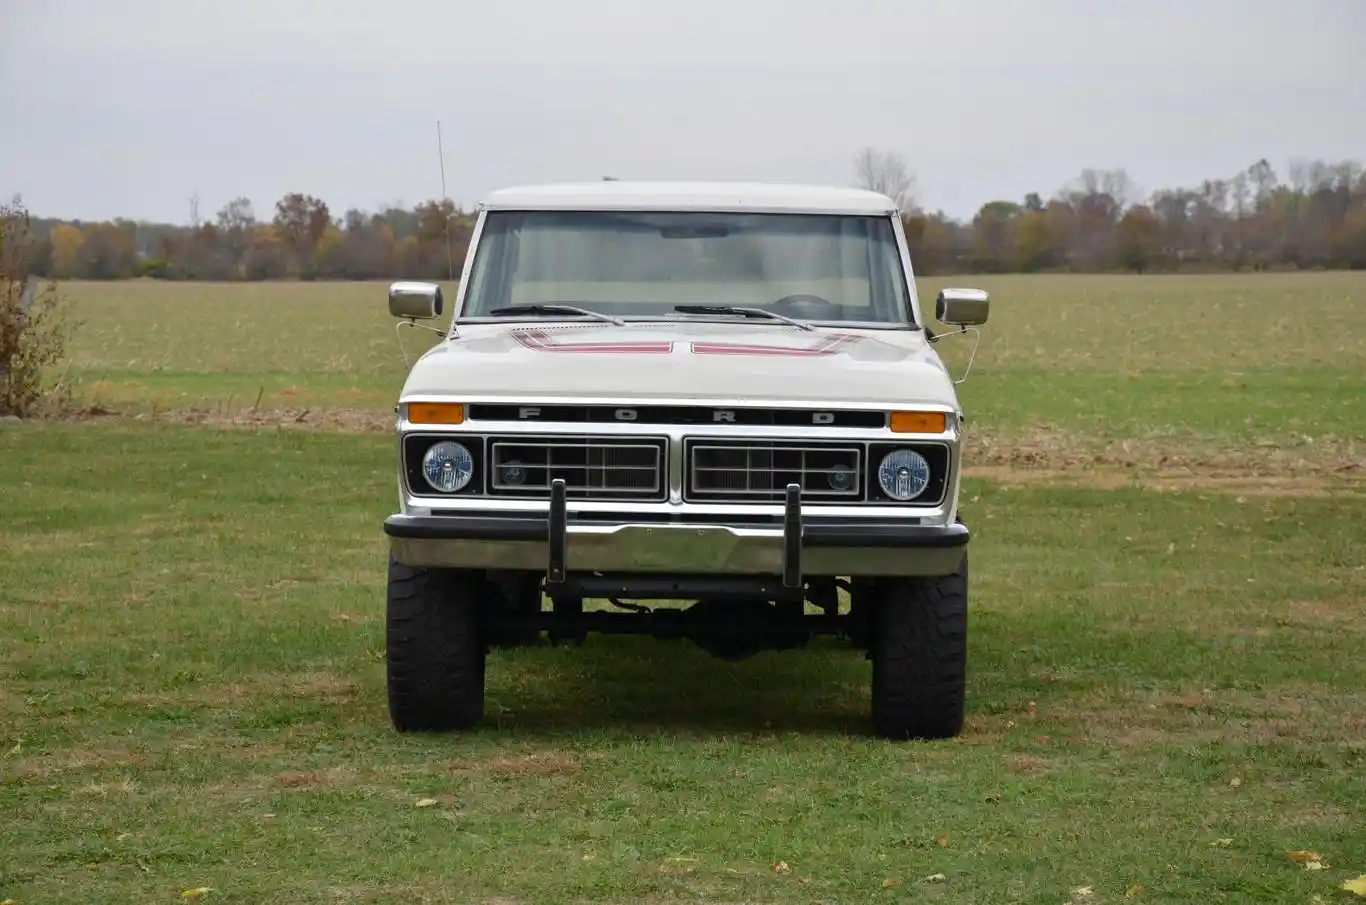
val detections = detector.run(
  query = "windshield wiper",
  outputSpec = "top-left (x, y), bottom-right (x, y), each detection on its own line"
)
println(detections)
top-left (487, 304), bottom-right (625, 326)
top-left (672, 304), bottom-right (814, 331)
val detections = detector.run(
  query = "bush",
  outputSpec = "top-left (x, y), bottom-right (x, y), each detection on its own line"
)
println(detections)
top-left (137, 257), bottom-right (171, 279)
top-left (1, 195), bottom-right (75, 417)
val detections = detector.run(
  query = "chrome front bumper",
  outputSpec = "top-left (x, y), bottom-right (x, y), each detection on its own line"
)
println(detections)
top-left (385, 481), bottom-right (968, 582)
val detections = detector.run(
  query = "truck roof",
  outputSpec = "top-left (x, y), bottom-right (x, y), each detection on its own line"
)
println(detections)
top-left (481, 181), bottom-right (900, 215)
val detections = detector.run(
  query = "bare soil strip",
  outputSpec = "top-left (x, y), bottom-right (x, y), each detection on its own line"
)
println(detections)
top-left (965, 465), bottom-right (1365, 496)
top-left (965, 426), bottom-right (1364, 494)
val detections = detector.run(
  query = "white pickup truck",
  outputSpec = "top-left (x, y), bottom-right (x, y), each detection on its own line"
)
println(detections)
top-left (382, 181), bottom-right (989, 740)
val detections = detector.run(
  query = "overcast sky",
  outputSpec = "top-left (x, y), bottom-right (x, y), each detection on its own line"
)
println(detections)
top-left (2, 0), bottom-right (1363, 224)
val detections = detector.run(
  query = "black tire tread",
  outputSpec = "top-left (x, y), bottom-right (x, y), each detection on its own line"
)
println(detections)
top-left (386, 557), bottom-right (486, 732)
top-left (869, 549), bottom-right (969, 740)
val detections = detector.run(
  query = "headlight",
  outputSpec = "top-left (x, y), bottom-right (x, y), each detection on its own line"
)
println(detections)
top-left (421, 440), bottom-right (474, 493)
top-left (877, 449), bottom-right (931, 501)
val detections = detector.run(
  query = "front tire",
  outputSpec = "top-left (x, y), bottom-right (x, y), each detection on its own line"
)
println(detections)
top-left (386, 556), bottom-right (486, 732)
top-left (868, 548), bottom-right (969, 741)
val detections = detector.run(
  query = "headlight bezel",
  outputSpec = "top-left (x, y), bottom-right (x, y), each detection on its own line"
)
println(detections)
top-left (866, 442), bottom-right (951, 506)
top-left (876, 448), bottom-right (932, 501)
top-left (404, 433), bottom-right (486, 497)
top-left (421, 440), bottom-right (476, 493)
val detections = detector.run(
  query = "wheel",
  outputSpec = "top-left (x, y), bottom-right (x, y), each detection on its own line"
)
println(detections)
top-left (385, 555), bottom-right (487, 732)
top-left (868, 548), bottom-right (969, 740)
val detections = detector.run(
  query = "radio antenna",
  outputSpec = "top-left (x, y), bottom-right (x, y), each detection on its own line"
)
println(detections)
top-left (436, 120), bottom-right (454, 282)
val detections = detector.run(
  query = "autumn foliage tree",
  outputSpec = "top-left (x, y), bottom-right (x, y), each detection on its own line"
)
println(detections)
top-left (896, 158), bottom-right (1366, 274)
top-left (15, 155), bottom-right (1366, 279)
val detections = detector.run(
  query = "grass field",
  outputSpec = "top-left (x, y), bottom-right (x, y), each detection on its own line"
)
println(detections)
top-left (3, 273), bottom-right (1365, 904)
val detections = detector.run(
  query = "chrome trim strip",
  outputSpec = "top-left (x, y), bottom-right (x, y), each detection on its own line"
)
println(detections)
top-left (890, 208), bottom-right (925, 326)
top-left (667, 430), bottom-right (685, 505)
top-left (403, 497), bottom-right (946, 520)
top-left (449, 209), bottom-right (488, 319)
top-left (399, 418), bottom-right (956, 443)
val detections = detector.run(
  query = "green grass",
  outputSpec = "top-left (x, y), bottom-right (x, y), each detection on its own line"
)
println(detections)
top-left (59, 280), bottom-right (450, 412)
top-left (3, 273), bottom-right (1366, 903)
top-left (2, 424), bottom-right (1363, 903)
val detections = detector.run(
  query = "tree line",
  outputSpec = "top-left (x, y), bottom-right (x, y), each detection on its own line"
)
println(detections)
top-left (15, 155), bottom-right (1366, 281)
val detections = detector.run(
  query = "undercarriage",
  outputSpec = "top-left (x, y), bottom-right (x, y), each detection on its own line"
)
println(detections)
top-left (485, 569), bottom-right (869, 661)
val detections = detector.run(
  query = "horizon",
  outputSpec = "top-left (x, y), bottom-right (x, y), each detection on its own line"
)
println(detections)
top-left (10, 155), bottom-right (1362, 228)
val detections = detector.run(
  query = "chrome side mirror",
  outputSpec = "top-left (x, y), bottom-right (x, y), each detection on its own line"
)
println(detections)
top-left (935, 287), bottom-right (989, 326)
top-left (388, 281), bottom-right (444, 320)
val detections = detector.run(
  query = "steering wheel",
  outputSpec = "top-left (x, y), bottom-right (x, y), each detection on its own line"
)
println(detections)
top-left (769, 293), bottom-right (843, 320)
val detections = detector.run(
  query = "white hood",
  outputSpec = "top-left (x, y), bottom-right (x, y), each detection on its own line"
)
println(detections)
top-left (401, 322), bottom-right (957, 408)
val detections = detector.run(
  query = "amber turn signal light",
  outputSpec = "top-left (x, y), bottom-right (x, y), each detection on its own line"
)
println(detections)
top-left (890, 411), bottom-right (947, 433)
top-left (407, 402), bottom-right (465, 424)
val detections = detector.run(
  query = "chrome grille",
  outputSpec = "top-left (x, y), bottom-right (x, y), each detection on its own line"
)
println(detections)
top-left (686, 440), bottom-right (863, 502)
top-left (488, 435), bottom-right (666, 501)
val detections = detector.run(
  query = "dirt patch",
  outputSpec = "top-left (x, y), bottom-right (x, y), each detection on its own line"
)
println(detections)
top-left (9, 744), bottom-right (152, 782)
top-left (968, 426), bottom-right (1364, 478)
top-left (448, 751), bottom-right (583, 778)
top-left (1118, 600), bottom-right (1366, 646)
top-left (1279, 803), bottom-right (1354, 828)
top-left (965, 464), bottom-right (1366, 497)
top-left (1287, 598), bottom-right (1364, 627)
top-left (1003, 754), bottom-right (1053, 775)
top-left (123, 671), bottom-right (363, 712)
top-left (322, 882), bottom-right (483, 905)
top-left (966, 465), bottom-right (1138, 490)
top-left (962, 683), bottom-right (1366, 749)
top-left (1055, 685), bottom-right (1366, 747)
top-left (70, 778), bottom-right (141, 797)
top-left (55, 404), bottom-right (393, 433)
top-left (0, 685), bottom-right (25, 717)
top-left (1, 530), bottom-right (95, 557)
top-left (248, 672), bottom-right (363, 705)
top-left (272, 768), bottom-right (353, 789)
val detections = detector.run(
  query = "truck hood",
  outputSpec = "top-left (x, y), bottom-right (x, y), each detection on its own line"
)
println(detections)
top-left (401, 322), bottom-right (957, 407)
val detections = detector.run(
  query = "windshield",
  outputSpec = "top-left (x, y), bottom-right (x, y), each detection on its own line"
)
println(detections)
top-left (460, 210), bottom-right (914, 326)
